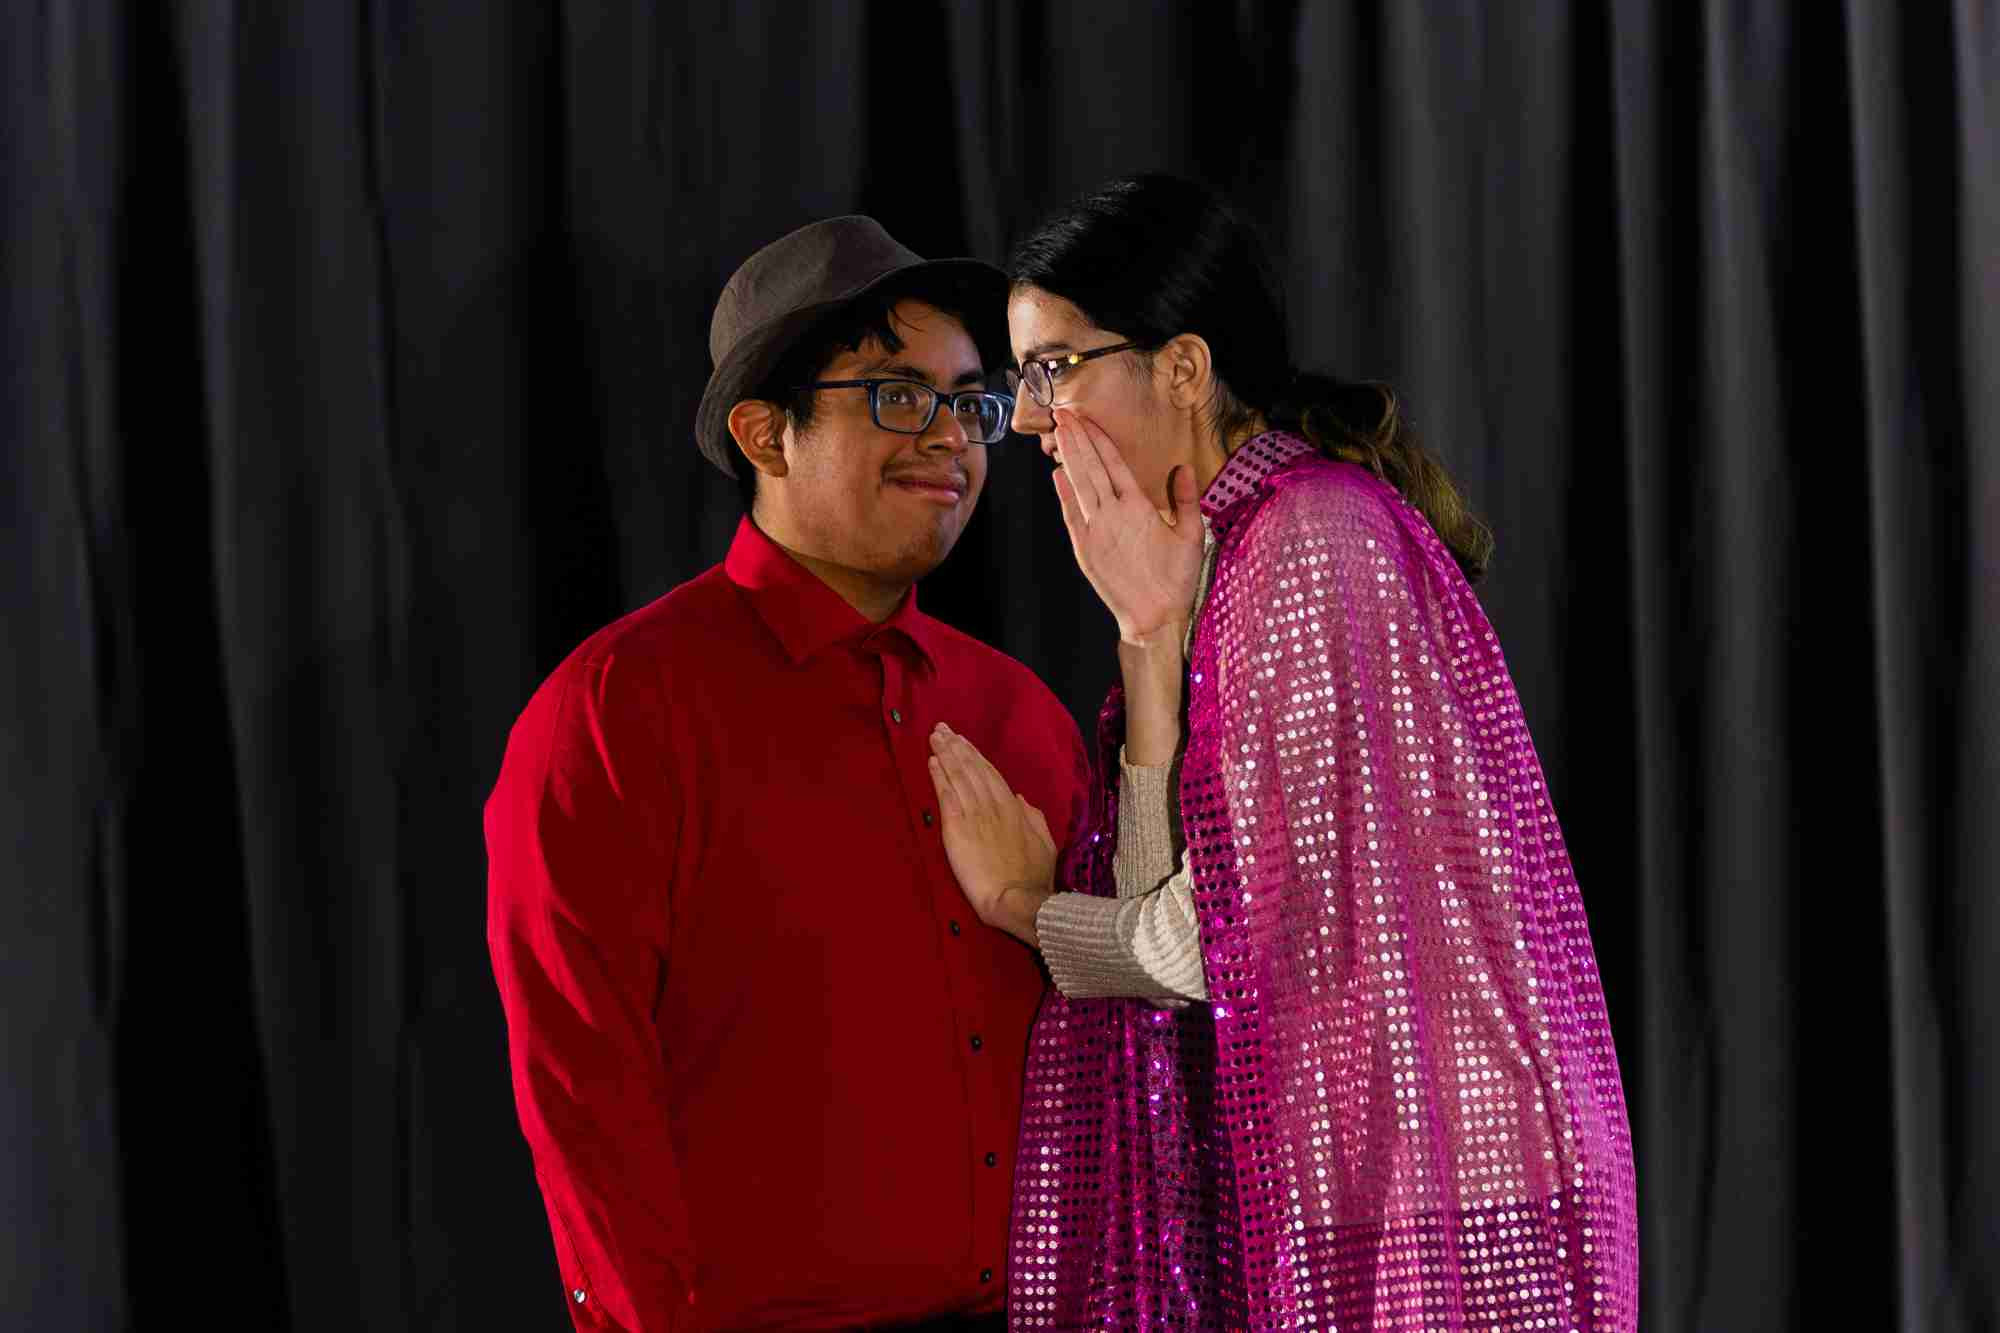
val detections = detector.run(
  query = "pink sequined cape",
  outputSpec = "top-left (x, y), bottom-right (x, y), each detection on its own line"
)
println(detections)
top-left (1007, 432), bottom-right (1638, 1329)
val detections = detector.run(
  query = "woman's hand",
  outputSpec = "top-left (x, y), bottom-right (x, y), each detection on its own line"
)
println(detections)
top-left (1050, 408), bottom-right (1205, 648)
top-left (926, 723), bottom-right (1056, 947)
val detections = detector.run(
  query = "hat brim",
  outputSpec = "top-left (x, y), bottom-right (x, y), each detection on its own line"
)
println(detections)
top-left (695, 256), bottom-right (1010, 478)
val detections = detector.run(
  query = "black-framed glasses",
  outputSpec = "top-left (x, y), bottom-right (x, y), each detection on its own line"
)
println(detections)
top-left (1005, 341), bottom-right (1145, 407)
top-left (801, 378), bottom-right (1016, 444)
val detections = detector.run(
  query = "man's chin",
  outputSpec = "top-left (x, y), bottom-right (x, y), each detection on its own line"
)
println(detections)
top-left (882, 524), bottom-right (962, 582)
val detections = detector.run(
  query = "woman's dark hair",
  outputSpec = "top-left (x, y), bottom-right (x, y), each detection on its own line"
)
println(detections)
top-left (734, 267), bottom-right (1008, 516)
top-left (1007, 174), bottom-right (1494, 583)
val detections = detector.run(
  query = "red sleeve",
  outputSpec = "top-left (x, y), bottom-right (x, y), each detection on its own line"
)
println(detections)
top-left (485, 649), bottom-right (698, 1332)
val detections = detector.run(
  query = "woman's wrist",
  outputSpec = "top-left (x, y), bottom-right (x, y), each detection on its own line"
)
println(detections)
top-left (1005, 879), bottom-right (1056, 950)
top-left (1116, 615), bottom-right (1190, 653)
top-left (1118, 626), bottom-right (1187, 767)
top-left (1116, 624), bottom-right (1188, 684)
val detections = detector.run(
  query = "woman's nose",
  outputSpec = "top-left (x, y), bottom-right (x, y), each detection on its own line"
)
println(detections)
top-left (1010, 392), bottom-right (1052, 438)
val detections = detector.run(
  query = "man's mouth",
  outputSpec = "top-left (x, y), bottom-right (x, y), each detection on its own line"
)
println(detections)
top-left (887, 474), bottom-right (966, 504)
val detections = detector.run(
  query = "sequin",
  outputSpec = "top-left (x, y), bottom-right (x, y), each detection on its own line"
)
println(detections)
top-left (1008, 432), bottom-right (1637, 1329)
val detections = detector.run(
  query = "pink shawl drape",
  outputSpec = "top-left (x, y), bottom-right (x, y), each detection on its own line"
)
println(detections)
top-left (1007, 432), bottom-right (1638, 1330)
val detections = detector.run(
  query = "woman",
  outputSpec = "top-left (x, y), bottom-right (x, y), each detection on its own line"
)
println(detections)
top-left (925, 174), bottom-right (1638, 1330)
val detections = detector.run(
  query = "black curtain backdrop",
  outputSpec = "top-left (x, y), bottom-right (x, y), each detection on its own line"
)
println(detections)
top-left (5, 3), bottom-right (1995, 1330)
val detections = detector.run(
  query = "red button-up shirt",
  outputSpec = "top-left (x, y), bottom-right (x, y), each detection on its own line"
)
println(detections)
top-left (486, 516), bottom-right (1090, 1331)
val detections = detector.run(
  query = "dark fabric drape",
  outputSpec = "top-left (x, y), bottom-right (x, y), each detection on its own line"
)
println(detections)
top-left (4, 3), bottom-right (1993, 1329)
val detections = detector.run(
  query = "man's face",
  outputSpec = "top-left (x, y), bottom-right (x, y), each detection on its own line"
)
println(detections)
top-left (761, 299), bottom-right (989, 587)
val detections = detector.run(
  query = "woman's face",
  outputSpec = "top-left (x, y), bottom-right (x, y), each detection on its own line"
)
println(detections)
top-left (1006, 285), bottom-right (1183, 512)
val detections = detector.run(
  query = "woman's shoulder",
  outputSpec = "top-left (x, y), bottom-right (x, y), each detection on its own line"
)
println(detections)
top-left (1216, 454), bottom-right (1469, 647)
top-left (1242, 453), bottom-right (1412, 553)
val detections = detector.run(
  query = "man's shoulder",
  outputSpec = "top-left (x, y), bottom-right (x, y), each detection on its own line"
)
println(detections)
top-left (526, 564), bottom-right (746, 715)
top-left (492, 567), bottom-right (745, 801)
top-left (574, 565), bottom-right (740, 665)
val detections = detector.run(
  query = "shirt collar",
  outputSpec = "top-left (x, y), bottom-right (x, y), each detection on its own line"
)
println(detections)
top-left (1199, 429), bottom-right (1318, 540)
top-left (723, 515), bottom-right (941, 671)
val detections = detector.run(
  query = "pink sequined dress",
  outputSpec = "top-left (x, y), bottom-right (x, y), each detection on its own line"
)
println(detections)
top-left (1008, 431), bottom-right (1638, 1330)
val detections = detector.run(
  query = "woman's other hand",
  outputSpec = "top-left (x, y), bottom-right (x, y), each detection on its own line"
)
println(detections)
top-left (926, 723), bottom-right (1056, 947)
top-left (1050, 408), bottom-right (1205, 649)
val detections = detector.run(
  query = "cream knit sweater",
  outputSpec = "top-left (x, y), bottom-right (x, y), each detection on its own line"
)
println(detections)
top-left (1032, 517), bottom-right (1215, 1006)
top-left (1034, 751), bottom-right (1206, 1006)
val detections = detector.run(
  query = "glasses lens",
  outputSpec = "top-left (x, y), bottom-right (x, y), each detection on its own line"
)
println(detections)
top-left (952, 393), bottom-right (1011, 444)
top-left (873, 381), bottom-right (936, 433)
top-left (1024, 361), bottom-right (1053, 405)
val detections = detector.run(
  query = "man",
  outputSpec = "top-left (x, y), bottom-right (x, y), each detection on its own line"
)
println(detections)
top-left (485, 216), bottom-right (1090, 1331)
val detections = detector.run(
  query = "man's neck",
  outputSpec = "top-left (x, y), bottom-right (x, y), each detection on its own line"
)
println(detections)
top-left (758, 522), bottom-right (910, 624)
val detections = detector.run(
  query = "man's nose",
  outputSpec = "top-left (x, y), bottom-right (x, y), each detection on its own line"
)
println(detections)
top-left (918, 403), bottom-right (971, 452)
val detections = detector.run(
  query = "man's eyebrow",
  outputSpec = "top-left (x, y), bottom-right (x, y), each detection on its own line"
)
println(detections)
top-left (858, 359), bottom-right (985, 388)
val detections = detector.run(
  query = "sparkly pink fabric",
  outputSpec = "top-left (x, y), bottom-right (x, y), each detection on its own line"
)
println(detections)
top-left (1008, 432), bottom-right (1638, 1329)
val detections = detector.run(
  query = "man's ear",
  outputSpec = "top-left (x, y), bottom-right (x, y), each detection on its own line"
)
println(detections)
top-left (1157, 333), bottom-right (1214, 411)
top-left (727, 399), bottom-right (792, 480)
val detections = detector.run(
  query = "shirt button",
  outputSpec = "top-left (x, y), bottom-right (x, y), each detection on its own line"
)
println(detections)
top-left (949, 920), bottom-right (962, 936)
top-left (969, 1034), bottom-right (983, 1052)
top-left (572, 1290), bottom-right (587, 1304)
top-left (922, 810), bottom-right (935, 827)
top-left (985, 1152), bottom-right (998, 1167)
top-left (890, 708), bottom-right (903, 723)
top-left (980, 1268), bottom-right (994, 1283)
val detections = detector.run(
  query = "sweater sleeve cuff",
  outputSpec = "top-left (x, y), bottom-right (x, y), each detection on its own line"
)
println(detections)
top-left (1035, 888), bottom-right (1207, 1005)
top-left (1038, 893), bottom-right (1149, 1000)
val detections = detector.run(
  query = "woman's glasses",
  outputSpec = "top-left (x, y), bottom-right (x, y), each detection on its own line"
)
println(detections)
top-left (1005, 341), bottom-right (1144, 407)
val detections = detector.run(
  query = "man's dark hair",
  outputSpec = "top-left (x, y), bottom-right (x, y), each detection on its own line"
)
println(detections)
top-left (734, 267), bottom-right (1008, 516)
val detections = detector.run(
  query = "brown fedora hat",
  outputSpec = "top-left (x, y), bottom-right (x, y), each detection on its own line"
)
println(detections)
top-left (695, 216), bottom-right (1009, 477)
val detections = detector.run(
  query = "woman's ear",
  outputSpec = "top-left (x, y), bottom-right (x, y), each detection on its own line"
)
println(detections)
top-left (727, 399), bottom-right (791, 480)
top-left (1158, 333), bottom-right (1214, 411)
